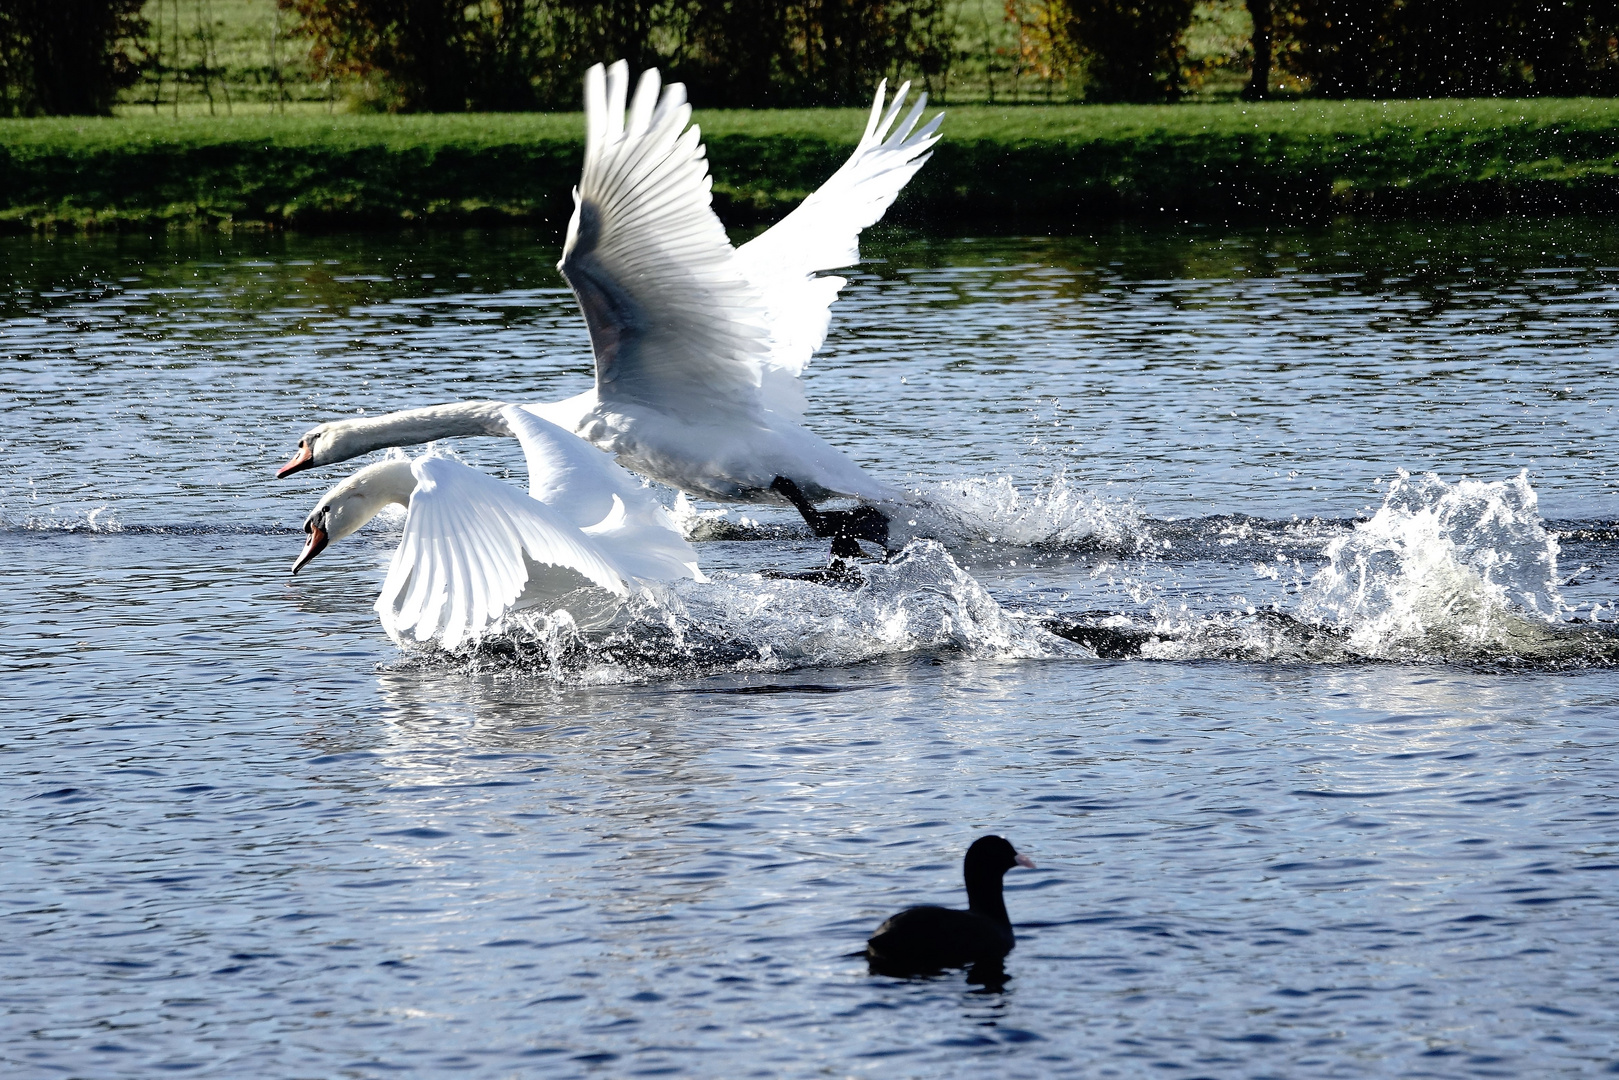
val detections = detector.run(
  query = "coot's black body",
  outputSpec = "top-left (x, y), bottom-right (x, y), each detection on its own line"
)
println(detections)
top-left (867, 906), bottom-right (1014, 971)
top-left (866, 835), bottom-right (1034, 974)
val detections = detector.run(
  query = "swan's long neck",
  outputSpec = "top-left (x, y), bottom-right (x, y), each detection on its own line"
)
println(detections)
top-left (318, 459), bottom-right (419, 542)
top-left (314, 400), bottom-right (513, 467)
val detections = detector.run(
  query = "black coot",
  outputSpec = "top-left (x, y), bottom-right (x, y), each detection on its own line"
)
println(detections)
top-left (866, 835), bottom-right (1035, 974)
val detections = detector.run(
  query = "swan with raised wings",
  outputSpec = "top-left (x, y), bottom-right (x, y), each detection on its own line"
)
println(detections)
top-left (276, 61), bottom-right (942, 553)
top-left (291, 405), bottom-right (703, 650)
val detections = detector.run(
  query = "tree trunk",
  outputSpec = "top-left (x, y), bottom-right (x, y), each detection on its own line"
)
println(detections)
top-left (1243, 0), bottom-right (1272, 100)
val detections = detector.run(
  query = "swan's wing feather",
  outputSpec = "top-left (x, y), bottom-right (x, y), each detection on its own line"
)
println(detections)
top-left (737, 81), bottom-right (941, 281)
top-left (733, 81), bottom-right (941, 381)
top-left (375, 457), bottom-right (628, 649)
top-left (504, 403), bottom-right (627, 527)
top-left (505, 405), bottom-right (705, 583)
top-left (560, 62), bottom-right (770, 418)
top-left (588, 519), bottom-right (709, 584)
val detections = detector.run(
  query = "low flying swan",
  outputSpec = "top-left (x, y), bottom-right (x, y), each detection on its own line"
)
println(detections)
top-left (277, 60), bottom-right (942, 552)
top-left (291, 405), bottom-right (703, 650)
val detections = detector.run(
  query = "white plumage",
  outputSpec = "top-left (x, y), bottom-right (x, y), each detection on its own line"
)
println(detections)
top-left (533, 60), bottom-right (941, 503)
top-left (735, 79), bottom-right (943, 387)
top-left (379, 455), bottom-right (626, 649)
top-left (294, 406), bottom-right (702, 651)
top-left (280, 61), bottom-right (941, 514)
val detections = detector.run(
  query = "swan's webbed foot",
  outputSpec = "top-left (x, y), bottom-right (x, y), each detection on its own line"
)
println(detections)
top-left (830, 536), bottom-right (864, 560)
top-left (769, 476), bottom-right (891, 557)
top-left (759, 560), bottom-right (867, 589)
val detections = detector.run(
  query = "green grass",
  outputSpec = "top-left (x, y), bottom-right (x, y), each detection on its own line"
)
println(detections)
top-left (7, 99), bottom-right (1619, 231)
top-left (0, 113), bottom-right (584, 229)
top-left (130, 0), bottom-right (326, 109)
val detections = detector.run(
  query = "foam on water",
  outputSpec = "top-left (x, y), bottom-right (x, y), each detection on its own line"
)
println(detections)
top-left (1297, 470), bottom-right (1569, 659)
top-left (383, 469), bottom-right (1619, 675)
top-left (909, 468), bottom-right (1147, 551)
top-left (4, 505), bottom-right (123, 532)
top-left (3, 512), bottom-right (297, 536)
top-left (668, 493), bottom-right (805, 542)
top-left (1050, 471), bottom-right (1619, 667)
top-left (669, 470), bottom-right (1148, 551)
top-left (390, 539), bottom-right (1079, 682)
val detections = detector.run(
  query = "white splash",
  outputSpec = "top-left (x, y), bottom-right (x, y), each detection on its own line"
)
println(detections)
top-left (906, 468), bottom-right (1145, 549)
top-left (10, 504), bottom-right (125, 532)
top-left (408, 540), bottom-right (1079, 681)
top-left (1298, 470), bottom-right (1564, 659)
top-left (668, 492), bottom-right (781, 542)
top-left (1044, 470), bottom-right (1615, 666)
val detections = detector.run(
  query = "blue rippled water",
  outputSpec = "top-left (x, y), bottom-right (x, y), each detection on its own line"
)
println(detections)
top-left (3, 220), bottom-right (1619, 1077)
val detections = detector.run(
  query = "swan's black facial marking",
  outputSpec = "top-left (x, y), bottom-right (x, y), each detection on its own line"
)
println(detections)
top-left (291, 507), bottom-right (331, 575)
top-left (277, 435), bottom-right (317, 479)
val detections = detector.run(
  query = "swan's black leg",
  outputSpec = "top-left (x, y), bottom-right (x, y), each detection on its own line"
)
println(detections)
top-left (770, 477), bottom-right (890, 555)
top-left (769, 475), bottom-right (819, 522)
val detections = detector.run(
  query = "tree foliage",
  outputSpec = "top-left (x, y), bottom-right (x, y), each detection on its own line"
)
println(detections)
top-left (1057, 0), bottom-right (1199, 101)
top-left (277, 0), bottom-right (954, 112)
top-left (1282, 0), bottom-right (1619, 97)
top-left (0, 0), bottom-right (147, 116)
top-left (678, 0), bottom-right (954, 107)
top-left (1007, 0), bottom-right (1619, 102)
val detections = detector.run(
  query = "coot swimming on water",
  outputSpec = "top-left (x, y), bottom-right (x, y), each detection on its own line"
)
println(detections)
top-left (866, 835), bottom-right (1035, 974)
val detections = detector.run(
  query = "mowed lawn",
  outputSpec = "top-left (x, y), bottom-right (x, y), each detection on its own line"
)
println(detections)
top-left (6, 98), bottom-right (1619, 229)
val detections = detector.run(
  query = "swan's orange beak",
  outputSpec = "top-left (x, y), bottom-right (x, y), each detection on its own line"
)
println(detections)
top-left (277, 443), bottom-right (314, 479)
top-left (291, 523), bottom-right (329, 575)
top-left (1015, 853), bottom-right (1036, 870)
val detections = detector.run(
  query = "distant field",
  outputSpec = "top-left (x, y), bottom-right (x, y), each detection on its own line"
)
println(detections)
top-left (8, 99), bottom-right (1619, 230)
top-left (129, 0), bottom-right (324, 109)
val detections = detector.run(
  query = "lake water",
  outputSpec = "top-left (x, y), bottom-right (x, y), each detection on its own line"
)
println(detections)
top-left (4, 220), bottom-right (1619, 1078)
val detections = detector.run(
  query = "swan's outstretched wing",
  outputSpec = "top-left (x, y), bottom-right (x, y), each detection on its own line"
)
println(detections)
top-left (378, 456), bottom-right (628, 650)
top-left (733, 81), bottom-right (942, 388)
top-left (505, 404), bottom-right (706, 583)
top-left (503, 404), bottom-right (652, 528)
top-left (559, 61), bottom-right (769, 419)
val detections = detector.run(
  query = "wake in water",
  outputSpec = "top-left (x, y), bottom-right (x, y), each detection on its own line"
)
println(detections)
top-left (670, 469), bottom-right (1152, 552)
top-left (906, 469), bottom-right (1148, 552)
top-left (392, 467), bottom-right (1159, 681)
top-left (391, 466), bottom-right (1619, 677)
top-left (20, 462), bottom-right (1613, 676)
top-left (1047, 469), bottom-right (1619, 668)
top-left (389, 540), bottom-right (1079, 683)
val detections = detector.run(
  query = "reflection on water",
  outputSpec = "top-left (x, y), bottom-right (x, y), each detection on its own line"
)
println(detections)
top-left (4, 222), bottom-right (1619, 1077)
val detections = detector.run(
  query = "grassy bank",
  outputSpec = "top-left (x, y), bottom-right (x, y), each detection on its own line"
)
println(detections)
top-left (7, 98), bottom-right (1619, 231)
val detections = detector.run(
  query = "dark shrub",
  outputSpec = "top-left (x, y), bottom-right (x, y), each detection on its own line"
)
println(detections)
top-left (0, 0), bottom-right (147, 115)
top-left (1061, 0), bottom-right (1198, 102)
top-left (1284, 0), bottom-right (1619, 97)
top-left (278, 0), bottom-right (953, 112)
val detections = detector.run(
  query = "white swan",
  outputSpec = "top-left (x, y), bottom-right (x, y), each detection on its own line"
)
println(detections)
top-left (291, 405), bottom-right (703, 650)
top-left (277, 61), bottom-right (942, 550)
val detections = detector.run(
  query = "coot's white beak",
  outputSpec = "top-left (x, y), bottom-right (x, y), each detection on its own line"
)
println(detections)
top-left (1015, 853), bottom-right (1036, 870)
